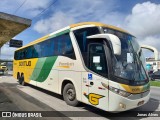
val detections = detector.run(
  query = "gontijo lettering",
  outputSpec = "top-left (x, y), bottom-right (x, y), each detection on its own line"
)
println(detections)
top-left (19, 61), bottom-right (31, 66)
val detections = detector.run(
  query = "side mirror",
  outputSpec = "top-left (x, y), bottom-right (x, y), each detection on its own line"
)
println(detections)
top-left (87, 34), bottom-right (121, 55)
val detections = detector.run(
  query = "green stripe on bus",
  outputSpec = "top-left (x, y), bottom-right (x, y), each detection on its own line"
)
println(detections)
top-left (30, 56), bottom-right (58, 82)
top-left (48, 29), bottom-right (70, 39)
top-left (30, 58), bottom-right (46, 80)
top-left (36, 56), bottom-right (57, 82)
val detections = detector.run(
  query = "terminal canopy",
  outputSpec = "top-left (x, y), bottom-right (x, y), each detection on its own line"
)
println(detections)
top-left (0, 12), bottom-right (31, 47)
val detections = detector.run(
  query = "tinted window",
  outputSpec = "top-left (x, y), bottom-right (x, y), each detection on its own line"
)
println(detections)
top-left (14, 33), bottom-right (76, 60)
top-left (40, 39), bottom-right (54, 57)
top-left (61, 34), bottom-right (76, 59)
top-left (34, 44), bottom-right (41, 58)
top-left (73, 27), bottom-right (108, 76)
top-left (54, 33), bottom-right (76, 59)
top-left (74, 27), bottom-right (100, 52)
top-left (26, 46), bottom-right (34, 58)
top-left (73, 27), bottom-right (100, 66)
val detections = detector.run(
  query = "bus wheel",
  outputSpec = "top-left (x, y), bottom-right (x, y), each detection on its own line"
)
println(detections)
top-left (63, 83), bottom-right (79, 106)
top-left (17, 74), bottom-right (22, 85)
top-left (20, 74), bottom-right (26, 86)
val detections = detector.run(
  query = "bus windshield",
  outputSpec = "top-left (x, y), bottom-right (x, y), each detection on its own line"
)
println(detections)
top-left (113, 37), bottom-right (148, 81)
top-left (103, 28), bottom-right (148, 83)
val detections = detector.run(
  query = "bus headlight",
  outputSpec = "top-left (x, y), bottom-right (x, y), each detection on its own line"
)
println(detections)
top-left (101, 82), bottom-right (131, 97)
top-left (108, 86), bottom-right (131, 97)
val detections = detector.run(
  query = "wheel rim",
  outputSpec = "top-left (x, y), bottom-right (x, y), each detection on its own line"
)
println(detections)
top-left (67, 88), bottom-right (75, 101)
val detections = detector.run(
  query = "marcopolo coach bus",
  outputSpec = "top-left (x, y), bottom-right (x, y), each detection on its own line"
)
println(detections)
top-left (13, 22), bottom-right (150, 112)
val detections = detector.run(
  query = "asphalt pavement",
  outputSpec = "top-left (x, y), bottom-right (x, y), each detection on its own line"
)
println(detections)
top-left (150, 87), bottom-right (160, 101)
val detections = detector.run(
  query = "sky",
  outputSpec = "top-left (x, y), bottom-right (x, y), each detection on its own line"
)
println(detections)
top-left (0, 0), bottom-right (160, 59)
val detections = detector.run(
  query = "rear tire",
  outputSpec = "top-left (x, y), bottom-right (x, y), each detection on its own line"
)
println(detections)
top-left (21, 74), bottom-right (26, 86)
top-left (63, 83), bottom-right (79, 106)
top-left (18, 74), bottom-right (26, 86)
top-left (17, 74), bottom-right (22, 85)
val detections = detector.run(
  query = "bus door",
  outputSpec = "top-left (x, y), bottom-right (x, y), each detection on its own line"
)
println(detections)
top-left (83, 42), bottom-right (109, 110)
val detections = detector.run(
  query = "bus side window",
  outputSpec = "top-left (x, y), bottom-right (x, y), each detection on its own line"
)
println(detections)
top-left (24, 49), bottom-right (27, 59)
top-left (33, 45), bottom-right (39, 58)
top-left (20, 50), bottom-right (25, 59)
top-left (54, 37), bottom-right (59, 55)
top-left (50, 39), bottom-right (55, 56)
top-left (15, 33), bottom-right (75, 59)
top-left (63, 34), bottom-right (76, 59)
top-left (41, 39), bottom-right (54, 57)
top-left (18, 51), bottom-right (21, 60)
top-left (14, 51), bottom-right (20, 60)
top-left (55, 33), bottom-right (76, 59)
top-left (40, 41), bottom-right (46, 57)
top-left (27, 46), bottom-right (33, 59)
top-left (58, 36), bottom-right (63, 55)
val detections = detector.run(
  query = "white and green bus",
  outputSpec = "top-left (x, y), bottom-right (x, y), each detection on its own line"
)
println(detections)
top-left (13, 22), bottom-right (150, 112)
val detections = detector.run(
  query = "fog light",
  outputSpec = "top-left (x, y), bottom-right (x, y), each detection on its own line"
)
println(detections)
top-left (119, 103), bottom-right (126, 109)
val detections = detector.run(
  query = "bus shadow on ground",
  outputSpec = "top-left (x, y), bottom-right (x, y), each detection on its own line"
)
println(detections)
top-left (25, 83), bottom-right (159, 119)
top-left (79, 98), bottom-right (159, 119)
top-left (26, 83), bottom-right (64, 100)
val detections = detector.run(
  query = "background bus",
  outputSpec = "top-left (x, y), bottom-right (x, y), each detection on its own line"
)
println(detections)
top-left (0, 62), bottom-right (8, 75)
top-left (13, 22), bottom-right (150, 112)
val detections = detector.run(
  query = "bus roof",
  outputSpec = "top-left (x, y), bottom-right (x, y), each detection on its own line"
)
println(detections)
top-left (16, 22), bottom-right (131, 51)
top-left (70, 22), bottom-right (130, 34)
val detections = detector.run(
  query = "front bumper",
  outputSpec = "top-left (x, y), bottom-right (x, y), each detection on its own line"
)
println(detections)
top-left (109, 90), bottom-right (150, 112)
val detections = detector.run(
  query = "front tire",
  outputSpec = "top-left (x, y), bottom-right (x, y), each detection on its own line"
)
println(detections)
top-left (63, 83), bottom-right (79, 106)
top-left (21, 74), bottom-right (27, 86)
